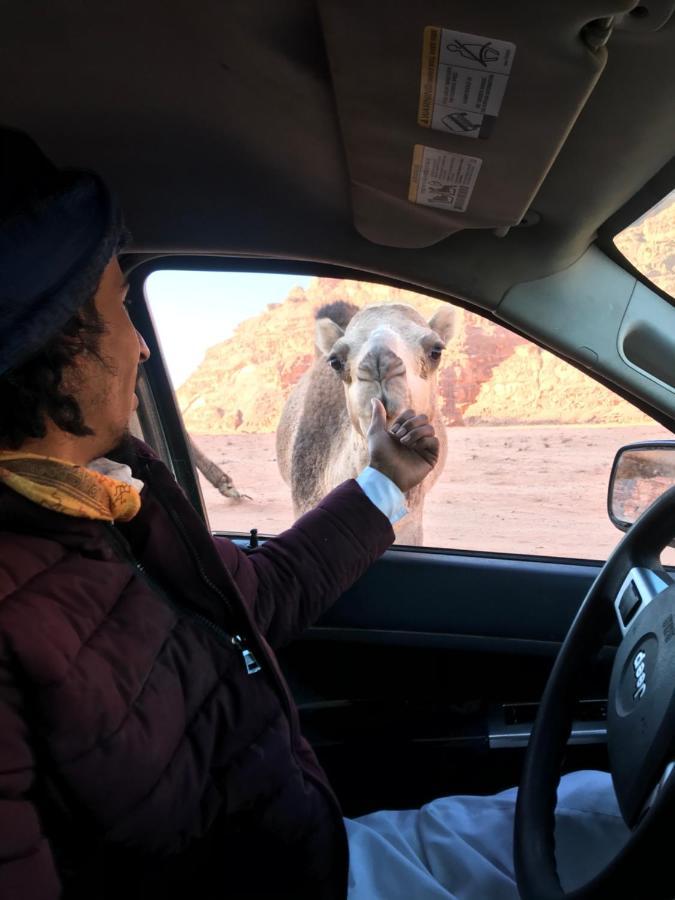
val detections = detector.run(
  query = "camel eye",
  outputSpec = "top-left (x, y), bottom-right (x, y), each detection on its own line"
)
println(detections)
top-left (428, 344), bottom-right (444, 361)
top-left (328, 355), bottom-right (343, 372)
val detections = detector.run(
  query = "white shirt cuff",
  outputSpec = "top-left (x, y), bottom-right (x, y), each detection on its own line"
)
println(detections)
top-left (355, 466), bottom-right (407, 525)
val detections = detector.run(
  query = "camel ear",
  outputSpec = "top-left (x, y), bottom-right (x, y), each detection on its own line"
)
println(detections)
top-left (315, 317), bottom-right (344, 355)
top-left (428, 306), bottom-right (456, 343)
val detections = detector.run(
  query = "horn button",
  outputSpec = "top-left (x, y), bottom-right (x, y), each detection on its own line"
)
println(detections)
top-left (608, 580), bottom-right (675, 826)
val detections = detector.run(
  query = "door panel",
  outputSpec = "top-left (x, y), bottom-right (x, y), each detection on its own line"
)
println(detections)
top-left (276, 548), bottom-right (615, 816)
top-left (308, 549), bottom-right (608, 642)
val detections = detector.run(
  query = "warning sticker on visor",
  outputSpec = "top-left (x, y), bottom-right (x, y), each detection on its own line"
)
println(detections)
top-left (418, 26), bottom-right (516, 139)
top-left (408, 145), bottom-right (481, 212)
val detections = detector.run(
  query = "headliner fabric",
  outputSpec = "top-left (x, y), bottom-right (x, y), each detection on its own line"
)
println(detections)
top-left (0, 127), bottom-right (123, 375)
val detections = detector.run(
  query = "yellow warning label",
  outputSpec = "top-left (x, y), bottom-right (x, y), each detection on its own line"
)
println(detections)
top-left (408, 144), bottom-right (425, 202)
top-left (418, 26), bottom-right (441, 128)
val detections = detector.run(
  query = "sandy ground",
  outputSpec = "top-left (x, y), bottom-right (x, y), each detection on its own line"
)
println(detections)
top-left (192, 424), bottom-right (675, 563)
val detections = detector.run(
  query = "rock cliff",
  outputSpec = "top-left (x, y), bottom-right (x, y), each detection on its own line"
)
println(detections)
top-left (177, 273), bottom-right (651, 433)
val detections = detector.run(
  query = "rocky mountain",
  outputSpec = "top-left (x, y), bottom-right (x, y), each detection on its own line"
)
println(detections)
top-left (177, 272), bottom-right (652, 433)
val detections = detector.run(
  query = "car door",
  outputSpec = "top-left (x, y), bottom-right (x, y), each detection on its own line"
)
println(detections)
top-left (127, 255), bottom-right (674, 818)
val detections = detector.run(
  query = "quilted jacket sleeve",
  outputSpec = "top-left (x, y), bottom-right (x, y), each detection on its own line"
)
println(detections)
top-left (239, 479), bottom-right (395, 648)
top-left (0, 658), bottom-right (60, 900)
top-left (134, 443), bottom-right (395, 651)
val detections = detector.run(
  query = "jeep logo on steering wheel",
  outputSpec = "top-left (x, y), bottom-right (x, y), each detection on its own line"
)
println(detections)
top-left (633, 650), bottom-right (647, 702)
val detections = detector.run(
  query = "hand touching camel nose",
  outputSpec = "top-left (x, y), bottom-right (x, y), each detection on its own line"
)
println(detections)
top-left (367, 398), bottom-right (440, 493)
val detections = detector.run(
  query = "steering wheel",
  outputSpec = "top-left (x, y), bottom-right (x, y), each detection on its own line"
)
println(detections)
top-left (515, 484), bottom-right (675, 900)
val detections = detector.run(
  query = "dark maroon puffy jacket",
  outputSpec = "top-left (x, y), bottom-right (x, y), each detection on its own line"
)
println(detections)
top-left (0, 440), bottom-right (394, 899)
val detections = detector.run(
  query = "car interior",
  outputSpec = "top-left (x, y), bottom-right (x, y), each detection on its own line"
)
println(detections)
top-left (3, 2), bottom-right (675, 896)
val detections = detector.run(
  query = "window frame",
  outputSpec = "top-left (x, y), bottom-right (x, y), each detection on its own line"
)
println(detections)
top-left (125, 253), bottom-right (675, 564)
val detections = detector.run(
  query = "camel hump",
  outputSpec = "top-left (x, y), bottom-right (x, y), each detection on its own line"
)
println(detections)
top-left (315, 301), bottom-right (359, 329)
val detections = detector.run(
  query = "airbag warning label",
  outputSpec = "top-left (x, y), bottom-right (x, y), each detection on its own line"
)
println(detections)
top-left (408, 145), bottom-right (481, 212)
top-left (418, 26), bottom-right (516, 139)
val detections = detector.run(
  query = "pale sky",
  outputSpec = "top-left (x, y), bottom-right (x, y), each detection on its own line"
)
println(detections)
top-left (144, 270), bottom-right (312, 388)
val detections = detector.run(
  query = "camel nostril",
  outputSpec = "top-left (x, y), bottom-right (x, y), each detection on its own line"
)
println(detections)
top-left (382, 364), bottom-right (406, 382)
top-left (357, 347), bottom-right (406, 382)
top-left (379, 354), bottom-right (406, 382)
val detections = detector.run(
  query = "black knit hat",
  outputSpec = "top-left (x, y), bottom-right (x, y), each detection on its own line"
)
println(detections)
top-left (0, 127), bottom-right (124, 375)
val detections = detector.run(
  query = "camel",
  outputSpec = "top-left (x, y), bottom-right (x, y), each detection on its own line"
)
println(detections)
top-left (276, 300), bottom-right (455, 544)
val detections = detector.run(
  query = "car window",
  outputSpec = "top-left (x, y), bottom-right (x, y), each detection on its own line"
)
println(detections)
top-left (145, 270), bottom-right (674, 561)
top-left (614, 188), bottom-right (675, 299)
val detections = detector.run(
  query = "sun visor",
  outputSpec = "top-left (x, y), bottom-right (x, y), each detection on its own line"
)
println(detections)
top-left (318, 0), bottom-right (635, 248)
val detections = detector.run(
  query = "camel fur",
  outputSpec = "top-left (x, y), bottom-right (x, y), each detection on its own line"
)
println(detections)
top-left (276, 301), bottom-right (454, 544)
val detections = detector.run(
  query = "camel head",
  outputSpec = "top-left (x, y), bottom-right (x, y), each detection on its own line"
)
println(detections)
top-left (315, 303), bottom-right (455, 438)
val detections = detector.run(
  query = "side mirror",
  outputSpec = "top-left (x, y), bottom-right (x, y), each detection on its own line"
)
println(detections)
top-left (608, 441), bottom-right (675, 539)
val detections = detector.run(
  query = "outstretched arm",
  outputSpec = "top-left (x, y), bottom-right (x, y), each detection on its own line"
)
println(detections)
top-left (242, 402), bottom-right (440, 647)
top-left (246, 478), bottom-right (394, 647)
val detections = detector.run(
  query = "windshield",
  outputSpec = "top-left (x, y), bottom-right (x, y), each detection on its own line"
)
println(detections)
top-left (614, 188), bottom-right (675, 299)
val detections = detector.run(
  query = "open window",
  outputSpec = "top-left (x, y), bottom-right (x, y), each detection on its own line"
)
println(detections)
top-left (140, 264), bottom-right (673, 561)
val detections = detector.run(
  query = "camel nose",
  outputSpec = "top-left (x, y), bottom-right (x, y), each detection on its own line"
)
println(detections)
top-left (357, 347), bottom-right (406, 383)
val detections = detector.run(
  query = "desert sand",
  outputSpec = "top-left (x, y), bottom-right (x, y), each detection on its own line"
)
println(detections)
top-left (192, 423), bottom-right (675, 564)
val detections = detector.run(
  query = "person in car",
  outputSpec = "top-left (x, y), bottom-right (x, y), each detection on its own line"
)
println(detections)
top-left (0, 128), bottom-right (629, 900)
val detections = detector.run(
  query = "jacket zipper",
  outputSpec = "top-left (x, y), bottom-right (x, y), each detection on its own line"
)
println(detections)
top-left (190, 611), bottom-right (261, 675)
top-left (129, 503), bottom-right (344, 821)
top-left (150, 498), bottom-right (326, 781)
top-left (143, 490), bottom-right (311, 735)
top-left (145, 496), bottom-right (269, 675)
top-left (105, 522), bottom-right (261, 677)
top-left (108, 490), bottom-right (345, 828)
top-left (168, 517), bottom-right (346, 816)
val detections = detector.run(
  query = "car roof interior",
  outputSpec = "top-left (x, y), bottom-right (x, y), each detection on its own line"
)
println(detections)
top-left (3, 1), bottom-right (675, 426)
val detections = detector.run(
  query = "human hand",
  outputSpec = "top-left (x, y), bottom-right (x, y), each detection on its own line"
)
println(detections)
top-left (366, 399), bottom-right (440, 493)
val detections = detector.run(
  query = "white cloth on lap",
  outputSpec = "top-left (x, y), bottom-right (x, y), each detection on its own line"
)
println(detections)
top-left (345, 770), bottom-right (630, 899)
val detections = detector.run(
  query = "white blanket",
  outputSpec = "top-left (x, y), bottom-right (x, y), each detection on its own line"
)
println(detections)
top-left (346, 770), bottom-right (630, 899)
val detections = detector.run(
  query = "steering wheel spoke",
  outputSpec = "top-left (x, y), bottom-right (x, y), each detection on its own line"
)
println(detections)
top-left (613, 567), bottom-right (671, 635)
top-left (638, 759), bottom-right (675, 822)
top-left (608, 579), bottom-right (675, 826)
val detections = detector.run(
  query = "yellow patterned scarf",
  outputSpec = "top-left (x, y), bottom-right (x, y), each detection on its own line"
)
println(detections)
top-left (0, 452), bottom-right (141, 522)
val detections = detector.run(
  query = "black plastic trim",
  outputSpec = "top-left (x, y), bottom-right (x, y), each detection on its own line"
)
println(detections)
top-left (232, 533), bottom-right (610, 568)
top-left (302, 626), bottom-right (619, 660)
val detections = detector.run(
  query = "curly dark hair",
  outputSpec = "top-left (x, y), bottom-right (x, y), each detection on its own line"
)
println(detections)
top-left (0, 296), bottom-right (108, 449)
